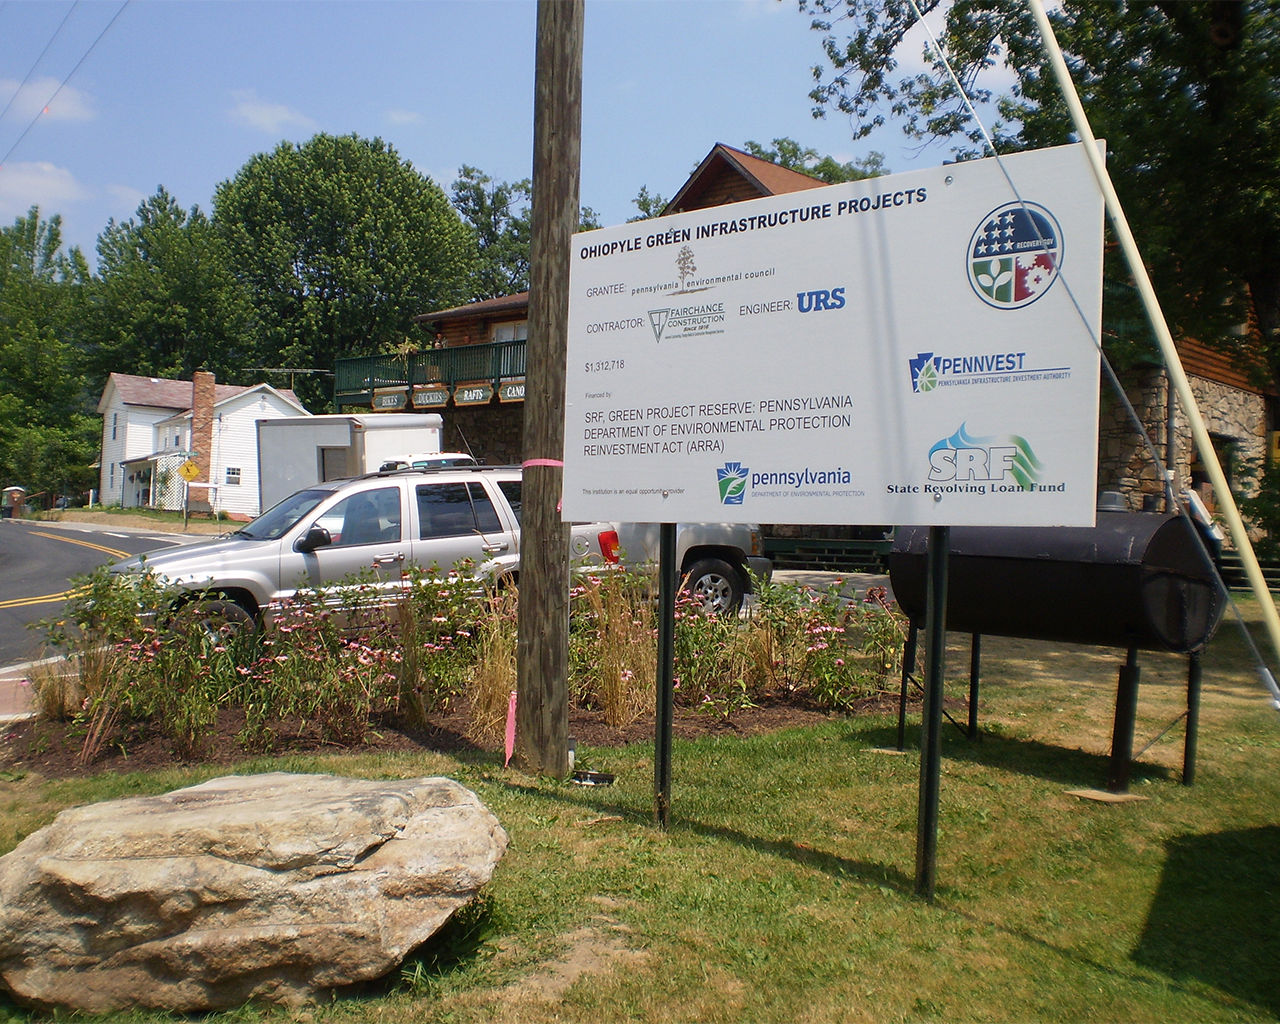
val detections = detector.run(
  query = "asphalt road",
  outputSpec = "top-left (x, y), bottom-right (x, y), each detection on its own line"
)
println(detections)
top-left (0, 519), bottom-right (187, 667)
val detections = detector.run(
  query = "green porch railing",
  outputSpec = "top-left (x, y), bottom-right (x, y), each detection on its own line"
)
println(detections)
top-left (334, 341), bottom-right (527, 407)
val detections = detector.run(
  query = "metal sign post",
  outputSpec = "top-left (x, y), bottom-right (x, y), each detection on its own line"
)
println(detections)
top-left (654, 522), bottom-right (677, 827)
top-left (915, 526), bottom-right (950, 902)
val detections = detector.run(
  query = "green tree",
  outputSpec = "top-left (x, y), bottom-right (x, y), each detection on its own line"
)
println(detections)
top-left (0, 208), bottom-right (99, 499)
top-left (87, 188), bottom-right (256, 384)
top-left (451, 165), bottom-right (533, 298)
top-left (213, 134), bottom-right (479, 410)
top-left (627, 185), bottom-right (669, 222)
top-left (802, 0), bottom-right (1280, 384)
top-left (450, 165), bottom-right (607, 295)
top-left (743, 137), bottom-right (888, 181)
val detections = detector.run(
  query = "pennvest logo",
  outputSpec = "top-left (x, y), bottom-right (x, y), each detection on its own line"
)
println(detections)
top-left (967, 201), bottom-right (1062, 310)
top-left (717, 462), bottom-right (749, 505)
top-left (909, 352), bottom-right (940, 393)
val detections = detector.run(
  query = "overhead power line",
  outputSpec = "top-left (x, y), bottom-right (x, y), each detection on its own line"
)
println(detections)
top-left (0, 1), bottom-right (129, 171)
top-left (0, 1), bottom-right (78, 129)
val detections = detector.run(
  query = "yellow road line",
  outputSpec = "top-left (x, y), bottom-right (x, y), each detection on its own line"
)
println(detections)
top-left (27, 530), bottom-right (131, 560)
top-left (0, 586), bottom-right (87, 610)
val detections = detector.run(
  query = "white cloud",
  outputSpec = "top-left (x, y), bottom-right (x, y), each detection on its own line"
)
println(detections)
top-left (0, 76), bottom-right (94, 121)
top-left (228, 89), bottom-right (317, 135)
top-left (104, 183), bottom-right (148, 215)
top-left (0, 161), bottom-right (90, 219)
top-left (385, 109), bottom-right (422, 126)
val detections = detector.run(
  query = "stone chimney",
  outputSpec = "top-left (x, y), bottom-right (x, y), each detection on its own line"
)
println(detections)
top-left (191, 371), bottom-right (217, 506)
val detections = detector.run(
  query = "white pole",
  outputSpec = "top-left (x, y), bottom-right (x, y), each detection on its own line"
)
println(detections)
top-left (1028, 0), bottom-right (1280, 697)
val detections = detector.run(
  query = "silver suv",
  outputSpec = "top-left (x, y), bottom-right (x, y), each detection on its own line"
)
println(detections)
top-left (111, 466), bottom-right (618, 632)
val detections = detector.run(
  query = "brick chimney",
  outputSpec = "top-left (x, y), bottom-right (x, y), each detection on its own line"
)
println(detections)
top-left (191, 371), bottom-right (217, 505)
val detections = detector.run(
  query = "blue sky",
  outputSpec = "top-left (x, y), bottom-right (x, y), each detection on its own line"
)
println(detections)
top-left (0, 0), bottom-right (945, 266)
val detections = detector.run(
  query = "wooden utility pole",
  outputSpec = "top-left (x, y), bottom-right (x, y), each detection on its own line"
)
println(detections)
top-left (516, 0), bottom-right (583, 775)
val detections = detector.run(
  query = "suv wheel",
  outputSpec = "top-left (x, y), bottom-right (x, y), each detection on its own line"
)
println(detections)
top-left (172, 598), bottom-right (257, 642)
top-left (682, 558), bottom-right (743, 615)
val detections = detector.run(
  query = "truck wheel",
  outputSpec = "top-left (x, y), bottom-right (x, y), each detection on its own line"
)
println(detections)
top-left (682, 558), bottom-right (743, 615)
top-left (172, 599), bottom-right (257, 643)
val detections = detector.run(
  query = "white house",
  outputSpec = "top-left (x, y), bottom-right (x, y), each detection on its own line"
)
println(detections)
top-left (96, 372), bottom-right (309, 517)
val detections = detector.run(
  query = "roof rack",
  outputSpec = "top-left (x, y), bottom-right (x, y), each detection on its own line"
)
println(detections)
top-left (359, 464), bottom-right (520, 481)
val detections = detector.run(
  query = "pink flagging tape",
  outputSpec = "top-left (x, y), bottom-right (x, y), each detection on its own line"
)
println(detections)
top-left (521, 459), bottom-right (565, 512)
top-left (504, 690), bottom-right (518, 768)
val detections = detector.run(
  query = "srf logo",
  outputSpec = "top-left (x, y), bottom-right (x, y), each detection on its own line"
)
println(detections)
top-left (928, 424), bottom-right (1041, 489)
top-left (717, 462), bottom-right (749, 505)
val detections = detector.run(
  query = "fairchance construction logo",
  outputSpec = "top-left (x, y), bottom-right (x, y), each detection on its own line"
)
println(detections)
top-left (649, 302), bottom-right (726, 342)
top-left (967, 201), bottom-right (1062, 310)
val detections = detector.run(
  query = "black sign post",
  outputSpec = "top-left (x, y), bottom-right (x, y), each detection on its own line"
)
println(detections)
top-left (654, 522), bottom-right (677, 827)
top-left (915, 525), bottom-right (950, 902)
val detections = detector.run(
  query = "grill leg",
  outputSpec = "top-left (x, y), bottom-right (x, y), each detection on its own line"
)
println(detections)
top-left (1108, 646), bottom-right (1141, 793)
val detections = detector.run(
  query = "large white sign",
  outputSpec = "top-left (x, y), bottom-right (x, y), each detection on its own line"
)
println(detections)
top-left (563, 144), bottom-right (1104, 527)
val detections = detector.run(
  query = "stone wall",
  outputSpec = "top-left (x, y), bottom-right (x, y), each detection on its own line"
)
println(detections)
top-left (1098, 367), bottom-right (1266, 511)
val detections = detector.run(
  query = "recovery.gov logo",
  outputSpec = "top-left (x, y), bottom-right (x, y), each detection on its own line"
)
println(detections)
top-left (967, 201), bottom-right (1062, 310)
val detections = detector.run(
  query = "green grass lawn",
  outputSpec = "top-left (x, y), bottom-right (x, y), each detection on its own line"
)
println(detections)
top-left (2, 599), bottom-right (1278, 1023)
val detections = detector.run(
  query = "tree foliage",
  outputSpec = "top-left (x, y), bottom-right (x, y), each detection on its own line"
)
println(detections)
top-left (802, 0), bottom-right (1280, 385)
top-left (87, 188), bottom-right (256, 384)
top-left (744, 137), bottom-right (887, 181)
top-left (627, 185), bottom-right (670, 222)
top-left (0, 209), bottom-right (99, 498)
top-left (213, 134), bottom-right (479, 410)
top-left (451, 165), bottom-right (533, 298)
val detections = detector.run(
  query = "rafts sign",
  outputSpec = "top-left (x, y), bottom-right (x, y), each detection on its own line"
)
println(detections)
top-left (562, 143), bottom-right (1104, 527)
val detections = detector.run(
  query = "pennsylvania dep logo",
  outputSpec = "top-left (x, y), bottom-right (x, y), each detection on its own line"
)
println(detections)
top-left (967, 201), bottom-right (1062, 310)
top-left (716, 462), bottom-right (748, 505)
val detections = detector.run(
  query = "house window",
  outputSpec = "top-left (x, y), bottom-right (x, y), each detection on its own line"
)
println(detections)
top-left (109, 465), bottom-right (115, 489)
top-left (174, 433), bottom-right (180, 448)
top-left (491, 321), bottom-right (528, 344)
top-left (111, 413), bottom-right (118, 440)
top-left (225, 467), bottom-right (241, 486)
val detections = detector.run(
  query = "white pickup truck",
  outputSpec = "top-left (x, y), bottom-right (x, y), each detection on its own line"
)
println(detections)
top-left (604, 521), bottom-right (772, 615)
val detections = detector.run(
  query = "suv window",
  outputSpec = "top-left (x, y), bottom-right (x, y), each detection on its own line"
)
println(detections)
top-left (497, 479), bottom-right (522, 523)
top-left (239, 488), bottom-right (328, 540)
top-left (327, 486), bottom-right (402, 546)
top-left (416, 481), bottom-right (502, 538)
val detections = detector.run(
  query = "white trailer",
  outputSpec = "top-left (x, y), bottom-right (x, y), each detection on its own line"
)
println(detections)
top-left (256, 413), bottom-right (444, 512)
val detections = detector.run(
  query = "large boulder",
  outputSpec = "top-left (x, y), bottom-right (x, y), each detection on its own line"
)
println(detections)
top-left (0, 772), bottom-right (508, 1012)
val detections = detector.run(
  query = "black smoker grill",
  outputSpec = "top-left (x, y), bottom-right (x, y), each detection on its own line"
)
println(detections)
top-left (888, 511), bottom-right (1227, 791)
